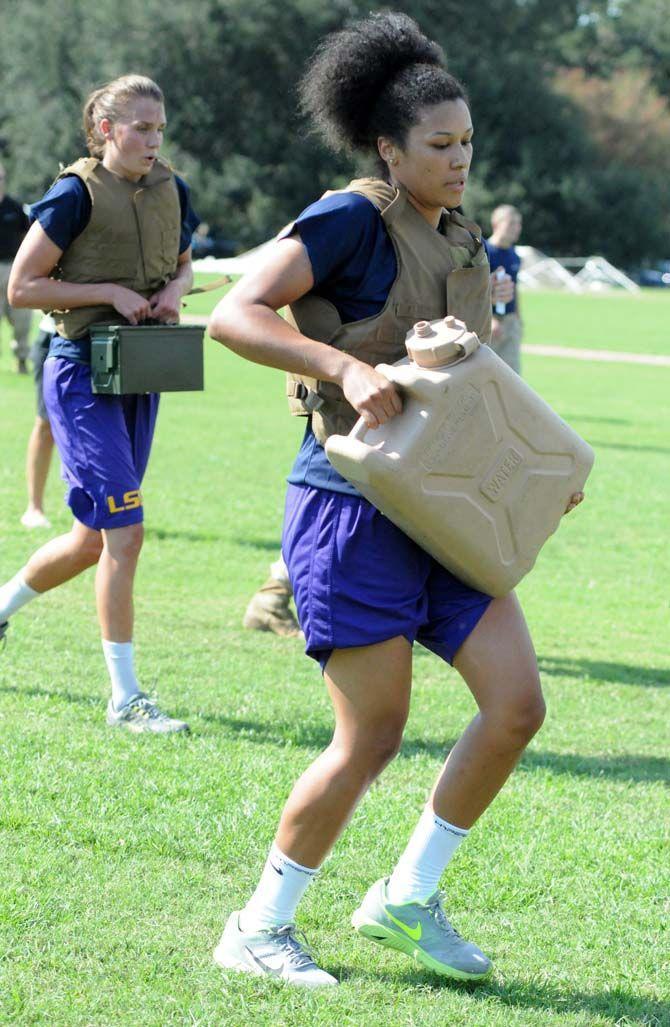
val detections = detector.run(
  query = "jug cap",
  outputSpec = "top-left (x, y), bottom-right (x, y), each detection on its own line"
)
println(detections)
top-left (406, 315), bottom-right (480, 368)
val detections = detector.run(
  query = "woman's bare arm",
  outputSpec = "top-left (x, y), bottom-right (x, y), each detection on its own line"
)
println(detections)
top-left (8, 221), bottom-right (153, 324)
top-left (208, 234), bottom-right (402, 428)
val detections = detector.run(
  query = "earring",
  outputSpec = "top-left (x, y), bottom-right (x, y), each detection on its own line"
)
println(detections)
top-left (389, 156), bottom-right (398, 166)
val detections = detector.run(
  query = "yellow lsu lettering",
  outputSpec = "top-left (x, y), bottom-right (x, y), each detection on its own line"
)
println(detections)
top-left (106, 489), bottom-right (142, 514)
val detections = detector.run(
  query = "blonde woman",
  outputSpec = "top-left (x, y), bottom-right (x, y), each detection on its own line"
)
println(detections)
top-left (1, 75), bottom-right (199, 732)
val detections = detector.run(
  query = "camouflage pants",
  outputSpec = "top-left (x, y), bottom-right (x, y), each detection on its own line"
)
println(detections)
top-left (0, 260), bottom-right (32, 361)
top-left (489, 313), bottom-right (522, 374)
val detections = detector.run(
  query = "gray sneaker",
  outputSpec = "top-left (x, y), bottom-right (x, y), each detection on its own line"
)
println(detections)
top-left (352, 878), bottom-right (492, 981)
top-left (106, 693), bottom-right (189, 734)
top-left (214, 912), bottom-right (338, 988)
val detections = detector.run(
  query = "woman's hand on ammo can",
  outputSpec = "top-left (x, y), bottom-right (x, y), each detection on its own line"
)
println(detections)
top-left (109, 285), bottom-right (153, 325)
top-left (149, 280), bottom-right (184, 324)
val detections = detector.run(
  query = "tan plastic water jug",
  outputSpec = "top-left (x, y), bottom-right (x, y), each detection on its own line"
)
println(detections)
top-left (325, 316), bottom-right (594, 597)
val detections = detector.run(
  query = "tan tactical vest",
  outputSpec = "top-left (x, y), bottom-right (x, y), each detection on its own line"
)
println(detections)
top-left (50, 157), bottom-right (181, 339)
top-left (286, 178), bottom-right (492, 443)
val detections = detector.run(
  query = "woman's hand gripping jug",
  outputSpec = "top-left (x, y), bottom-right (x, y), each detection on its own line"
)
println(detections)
top-left (325, 316), bottom-right (594, 596)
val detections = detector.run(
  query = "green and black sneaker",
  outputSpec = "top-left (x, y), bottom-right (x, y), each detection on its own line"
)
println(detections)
top-left (352, 878), bottom-right (492, 982)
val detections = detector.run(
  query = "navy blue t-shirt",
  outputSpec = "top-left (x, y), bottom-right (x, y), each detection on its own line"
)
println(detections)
top-left (285, 192), bottom-right (397, 496)
top-left (485, 240), bottom-right (520, 315)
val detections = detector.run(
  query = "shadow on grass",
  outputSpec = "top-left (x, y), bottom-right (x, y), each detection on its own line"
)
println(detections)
top-left (233, 537), bottom-right (284, 552)
top-left (364, 968), bottom-right (669, 1026)
top-left (145, 526), bottom-right (224, 544)
top-left (561, 414), bottom-right (633, 426)
top-left (1, 683), bottom-right (666, 785)
top-left (196, 712), bottom-right (669, 786)
top-left (588, 438), bottom-right (670, 455)
top-left (538, 655), bottom-right (670, 688)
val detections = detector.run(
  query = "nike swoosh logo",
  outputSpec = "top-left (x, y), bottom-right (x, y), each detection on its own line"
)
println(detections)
top-left (387, 910), bottom-right (422, 941)
top-left (270, 862), bottom-right (284, 875)
top-left (245, 946), bottom-right (282, 976)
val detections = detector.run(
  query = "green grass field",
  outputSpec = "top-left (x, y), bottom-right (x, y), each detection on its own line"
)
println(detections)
top-left (0, 287), bottom-right (668, 1026)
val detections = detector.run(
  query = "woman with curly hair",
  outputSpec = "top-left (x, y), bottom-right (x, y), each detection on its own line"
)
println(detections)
top-left (209, 12), bottom-right (582, 987)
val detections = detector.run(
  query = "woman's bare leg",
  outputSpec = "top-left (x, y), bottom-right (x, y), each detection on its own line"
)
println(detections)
top-left (275, 635), bottom-right (413, 867)
top-left (96, 523), bottom-right (144, 642)
top-left (22, 520), bottom-right (103, 592)
top-left (432, 592), bottom-right (545, 828)
top-left (22, 416), bottom-right (54, 522)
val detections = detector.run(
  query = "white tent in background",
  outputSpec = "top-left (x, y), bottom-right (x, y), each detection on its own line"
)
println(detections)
top-left (570, 256), bottom-right (640, 293)
top-left (517, 246), bottom-right (639, 294)
top-left (516, 246), bottom-right (582, 292)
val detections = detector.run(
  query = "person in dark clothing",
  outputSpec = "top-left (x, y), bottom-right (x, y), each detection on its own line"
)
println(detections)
top-left (0, 163), bottom-right (32, 373)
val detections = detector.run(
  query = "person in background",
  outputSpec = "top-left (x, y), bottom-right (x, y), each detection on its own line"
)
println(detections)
top-left (0, 74), bottom-right (199, 734)
top-left (0, 162), bottom-right (32, 374)
top-left (242, 555), bottom-right (301, 637)
top-left (486, 204), bottom-right (523, 373)
top-left (20, 313), bottom-right (56, 529)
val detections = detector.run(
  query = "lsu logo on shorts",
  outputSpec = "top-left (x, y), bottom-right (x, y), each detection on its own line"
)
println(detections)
top-left (106, 489), bottom-right (142, 514)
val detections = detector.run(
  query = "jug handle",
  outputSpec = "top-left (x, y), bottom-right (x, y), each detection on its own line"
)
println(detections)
top-left (437, 334), bottom-right (481, 368)
top-left (350, 418), bottom-right (370, 442)
top-left (456, 334), bottom-right (480, 359)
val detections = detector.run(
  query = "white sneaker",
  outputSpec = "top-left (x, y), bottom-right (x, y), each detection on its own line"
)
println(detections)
top-left (106, 693), bottom-right (189, 734)
top-left (20, 509), bottom-right (51, 529)
top-left (214, 912), bottom-right (338, 988)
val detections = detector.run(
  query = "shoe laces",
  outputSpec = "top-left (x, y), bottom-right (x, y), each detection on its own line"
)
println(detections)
top-left (126, 695), bottom-right (169, 721)
top-left (426, 893), bottom-right (461, 938)
top-left (269, 924), bottom-right (316, 969)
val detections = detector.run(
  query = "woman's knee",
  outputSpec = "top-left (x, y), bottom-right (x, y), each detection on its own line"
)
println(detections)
top-left (490, 678), bottom-right (546, 744)
top-left (104, 523), bottom-right (144, 563)
top-left (340, 716), bottom-right (408, 776)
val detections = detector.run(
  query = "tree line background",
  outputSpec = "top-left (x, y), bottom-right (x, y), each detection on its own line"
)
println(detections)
top-left (1, 0), bottom-right (668, 267)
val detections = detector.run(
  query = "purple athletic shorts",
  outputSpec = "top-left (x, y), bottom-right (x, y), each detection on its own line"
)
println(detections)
top-left (282, 483), bottom-right (492, 671)
top-left (43, 356), bottom-right (159, 531)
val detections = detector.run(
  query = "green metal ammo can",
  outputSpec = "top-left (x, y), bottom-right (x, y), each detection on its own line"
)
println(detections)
top-left (90, 323), bottom-right (205, 395)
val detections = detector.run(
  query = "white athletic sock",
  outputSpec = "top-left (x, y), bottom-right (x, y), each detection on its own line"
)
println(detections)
top-left (102, 640), bottom-right (141, 711)
top-left (386, 804), bottom-right (469, 905)
top-left (240, 843), bottom-right (319, 932)
top-left (0, 570), bottom-right (40, 622)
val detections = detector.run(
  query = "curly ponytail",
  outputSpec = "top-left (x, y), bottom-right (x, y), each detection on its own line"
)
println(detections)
top-left (299, 12), bottom-right (467, 169)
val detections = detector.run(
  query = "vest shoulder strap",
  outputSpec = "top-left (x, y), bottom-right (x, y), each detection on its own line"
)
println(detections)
top-left (449, 209), bottom-right (484, 247)
top-left (345, 178), bottom-right (397, 213)
top-left (57, 157), bottom-right (99, 183)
